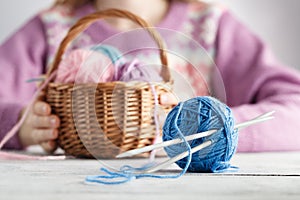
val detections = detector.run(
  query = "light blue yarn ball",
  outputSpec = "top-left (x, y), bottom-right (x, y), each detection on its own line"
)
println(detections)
top-left (163, 96), bottom-right (238, 173)
top-left (91, 45), bottom-right (124, 64)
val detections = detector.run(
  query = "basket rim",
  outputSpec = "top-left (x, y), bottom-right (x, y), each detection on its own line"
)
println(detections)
top-left (47, 81), bottom-right (173, 91)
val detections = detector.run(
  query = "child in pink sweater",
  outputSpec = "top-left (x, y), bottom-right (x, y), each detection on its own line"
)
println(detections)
top-left (1, 0), bottom-right (300, 153)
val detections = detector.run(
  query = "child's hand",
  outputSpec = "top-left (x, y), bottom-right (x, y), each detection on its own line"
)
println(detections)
top-left (160, 93), bottom-right (178, 106)
top-left (157, 93), bottom-right (178, 127)
top-left (18, 101), bottom-right (60, 153)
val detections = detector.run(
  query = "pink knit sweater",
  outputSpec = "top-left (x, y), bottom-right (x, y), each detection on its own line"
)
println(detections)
top-left (1, 1), bottom-right (300, 152)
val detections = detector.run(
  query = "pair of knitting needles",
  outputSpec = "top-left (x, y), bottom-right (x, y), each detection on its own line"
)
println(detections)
top-left (116, 111), bottom-right (275, 173)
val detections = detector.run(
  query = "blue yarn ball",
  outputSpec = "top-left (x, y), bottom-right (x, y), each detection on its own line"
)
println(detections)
top-left (163, 96), bottom-right (238, 173)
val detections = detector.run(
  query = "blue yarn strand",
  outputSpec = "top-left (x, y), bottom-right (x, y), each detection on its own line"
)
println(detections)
top-left (85, 100), bottom-right (213, 185)
top-left (170, 102), bottom-right (193, 177)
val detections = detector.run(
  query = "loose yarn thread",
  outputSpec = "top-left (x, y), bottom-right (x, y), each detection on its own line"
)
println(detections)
top-left (0, 70), bottom-right (66, 160)
top-left (0, 71), bottom-right (58, 150)
top-left (149, 83), bottom-right (161, 161)
top-left (85, 96), bottom-right (238, 184)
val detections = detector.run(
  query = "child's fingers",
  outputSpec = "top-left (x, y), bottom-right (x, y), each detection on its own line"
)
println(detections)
top-left (33, 101), bottom-right (51, 116)
top-left (32, 115), bottom-right (60, 128)
top-left (32, 129), bottom-right (58, 144)
top-left (40, 140), bottom-right (58, 154)
top-left (160, 93), bottom-right (178, 106)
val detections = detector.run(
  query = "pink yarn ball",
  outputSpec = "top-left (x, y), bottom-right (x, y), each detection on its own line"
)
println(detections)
top-left (55, 49), bottom-right (115, 83)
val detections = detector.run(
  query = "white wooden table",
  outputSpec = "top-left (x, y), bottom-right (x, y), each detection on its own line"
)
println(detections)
top-left (1, 152), bottom-right (300, 200)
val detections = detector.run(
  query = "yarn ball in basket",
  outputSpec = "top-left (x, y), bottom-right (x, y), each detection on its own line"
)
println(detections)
top-left (55, 48), bottom-right (115, 83)
top-left (162, 96), bottom-right (238, 172)
top-left (116, 60), bottom-right (163, 82)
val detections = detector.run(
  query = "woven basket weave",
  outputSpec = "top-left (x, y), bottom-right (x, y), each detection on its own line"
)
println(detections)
top-left (45, 9), bottom-right (173, 159)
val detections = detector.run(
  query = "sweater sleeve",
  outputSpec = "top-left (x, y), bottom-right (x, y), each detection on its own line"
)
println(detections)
top-left (0, 15), bottom-right (48, 149)
top-left (214, 11), bottom-right (300, 152)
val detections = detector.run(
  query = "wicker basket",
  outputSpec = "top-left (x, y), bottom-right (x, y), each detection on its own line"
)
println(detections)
top-left (44, 9), bottom-right (173, 159)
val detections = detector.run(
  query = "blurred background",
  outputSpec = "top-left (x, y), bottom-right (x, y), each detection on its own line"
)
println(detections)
top-left (0, 0), bottom-right (299, 69)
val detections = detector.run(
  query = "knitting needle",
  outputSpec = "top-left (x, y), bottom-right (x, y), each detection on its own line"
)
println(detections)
top-left (116, 129), bottom-right (217, 158)
top-left (138, 140), bottom-right (213, 174)
top-left (234, 111), bottom-right (275, 130)
top-left (249, 110), bottom-right (275, 121)
top-left (235, 116), bottom-right (274, 130)
top-left (138, 112), bottom-right (275, 174)
top-left (116, 111), bottom-right (274, 158)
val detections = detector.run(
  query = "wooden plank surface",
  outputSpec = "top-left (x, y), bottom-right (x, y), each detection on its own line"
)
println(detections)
top-left (1, 152), bottom-right (300, 200)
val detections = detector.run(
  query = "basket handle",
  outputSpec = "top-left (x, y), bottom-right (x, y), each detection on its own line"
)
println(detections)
top-left (46, 9), bottom-right (172, 83)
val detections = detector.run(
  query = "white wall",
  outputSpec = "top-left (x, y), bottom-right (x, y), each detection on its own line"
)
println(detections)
top-left (0, 0), bottom-right (53, 42)
top-left (0, 0), bottom-right (299, 69)
top-left (212, 0), bottom-right (300, 69)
